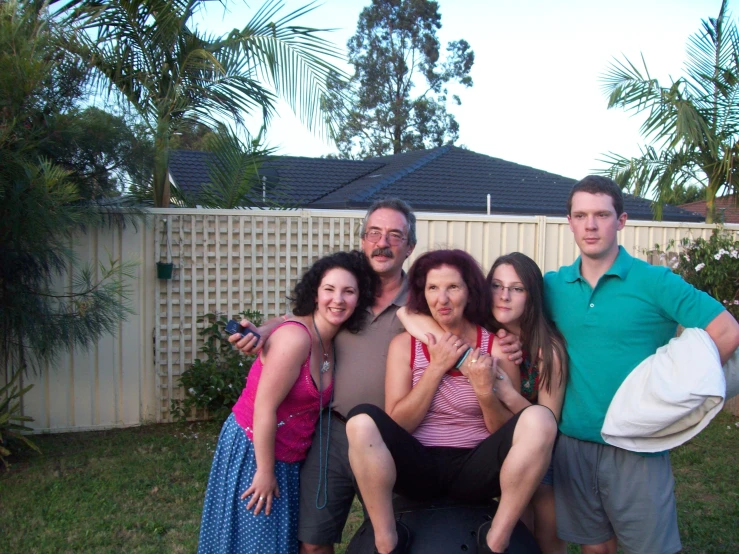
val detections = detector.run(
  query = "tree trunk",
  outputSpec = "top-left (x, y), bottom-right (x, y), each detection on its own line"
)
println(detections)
top-left (705, 180), bottom-right (717, 224)
top-left (153, 120), bottom-right (171, 208)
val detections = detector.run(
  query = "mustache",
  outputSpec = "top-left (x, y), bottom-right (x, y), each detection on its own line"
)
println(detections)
top-left (371, 247), bottom-right (394, 258)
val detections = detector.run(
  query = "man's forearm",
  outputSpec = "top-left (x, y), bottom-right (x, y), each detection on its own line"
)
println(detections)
top-left (705, 311), bottom-right (739, 364)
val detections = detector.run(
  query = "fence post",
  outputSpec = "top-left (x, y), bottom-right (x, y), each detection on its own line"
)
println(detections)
top-left (536, 215), bottom-right (548, 269)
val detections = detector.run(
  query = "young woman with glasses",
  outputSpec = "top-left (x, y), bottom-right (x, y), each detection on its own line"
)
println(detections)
top-left (398, 252), bottom-right (568, 554)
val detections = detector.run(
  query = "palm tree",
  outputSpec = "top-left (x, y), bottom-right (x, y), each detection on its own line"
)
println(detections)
top-left (600, 0), bottom-right (739, 222)
top-left (59, 0), bottom-right (345, 207)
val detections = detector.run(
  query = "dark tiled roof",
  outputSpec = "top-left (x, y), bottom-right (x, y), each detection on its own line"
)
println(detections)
top-left (168, 146), bottom-right (703, 222)
top-left (168, 150), bottom-right (211, 199)
top-left (168, 150), bottom-right (383, 207)
top-left (679, 195), bottom-right (739, 223)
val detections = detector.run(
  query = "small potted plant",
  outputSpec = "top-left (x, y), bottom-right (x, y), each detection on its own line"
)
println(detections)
top-left (157, 218), bottom-right (174, 280)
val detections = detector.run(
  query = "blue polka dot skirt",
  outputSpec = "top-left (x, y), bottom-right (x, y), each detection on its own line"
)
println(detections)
top-left (198, 413), bottom-right (300, 553)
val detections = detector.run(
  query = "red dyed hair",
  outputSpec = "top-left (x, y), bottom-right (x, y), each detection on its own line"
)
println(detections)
top-left (406, 249), bottom-right (490, 328)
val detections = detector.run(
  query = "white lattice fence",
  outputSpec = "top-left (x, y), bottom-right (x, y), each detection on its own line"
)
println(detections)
top-left (153, 210), bottom-right (369, 421)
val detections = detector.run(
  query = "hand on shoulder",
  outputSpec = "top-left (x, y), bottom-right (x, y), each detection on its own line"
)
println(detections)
top-left (496, 328), bottom-right (524, 365)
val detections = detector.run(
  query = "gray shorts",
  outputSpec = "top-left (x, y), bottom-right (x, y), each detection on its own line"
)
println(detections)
top-left (297, 412), bottom-right (356, 546)
top-left (553, 434), bottom-right (681, 554)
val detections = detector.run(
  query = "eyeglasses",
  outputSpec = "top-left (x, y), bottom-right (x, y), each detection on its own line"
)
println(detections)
top-left (491, 283), bottom-right (526, 295)
top-left (362, 229), bottom-right (407, 246)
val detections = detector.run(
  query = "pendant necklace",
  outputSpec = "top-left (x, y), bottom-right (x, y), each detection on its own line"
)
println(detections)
top-left (312, 314), bottom-right (332, 374)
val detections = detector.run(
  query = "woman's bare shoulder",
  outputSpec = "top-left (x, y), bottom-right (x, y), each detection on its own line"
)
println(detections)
top-left (263, 322), bottom-right (311, 356)
top-left (389, 331), bottom-right (412, 350)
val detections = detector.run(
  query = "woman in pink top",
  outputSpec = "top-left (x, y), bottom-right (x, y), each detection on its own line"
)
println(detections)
top-left (346, 250), bottom-right (558, 554)
top-left (198, 251), bottom-right (377, 554)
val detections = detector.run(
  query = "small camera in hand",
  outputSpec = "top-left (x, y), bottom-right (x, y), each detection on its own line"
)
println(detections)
top-left (225, 320), bottom-right (261, 342)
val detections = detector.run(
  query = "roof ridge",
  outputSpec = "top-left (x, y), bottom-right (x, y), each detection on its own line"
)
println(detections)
top-left (309, 159), bottom-right (388, 203)
top-left (354, 145), bottom-right (453, 202)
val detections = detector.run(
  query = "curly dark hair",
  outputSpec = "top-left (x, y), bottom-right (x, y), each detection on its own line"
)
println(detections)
top-left (290, 250), bottom-right (378, 333)
top-left (406, 249), bottom-right (490, 328)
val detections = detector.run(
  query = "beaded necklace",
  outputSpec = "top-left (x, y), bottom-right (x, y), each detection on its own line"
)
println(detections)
top-left (312, 314), bottom-right (333, 373)
top-left (311, 313), bottom-right (335, 510)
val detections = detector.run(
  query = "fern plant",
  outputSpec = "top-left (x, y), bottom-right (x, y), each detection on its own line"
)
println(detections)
top-left (0, 371), bottom-right (41, 470)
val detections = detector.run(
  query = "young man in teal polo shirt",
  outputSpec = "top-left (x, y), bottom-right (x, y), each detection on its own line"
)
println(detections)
top-left (544, 176), bottom-right (739, 554)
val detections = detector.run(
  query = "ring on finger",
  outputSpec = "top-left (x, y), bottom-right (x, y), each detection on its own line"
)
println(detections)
top-left (454, 341), bottom-right (461, 347)
top-left (470, 358), bottom-right (478, 363)
top-left (259, 496), bottom-right (265, 501)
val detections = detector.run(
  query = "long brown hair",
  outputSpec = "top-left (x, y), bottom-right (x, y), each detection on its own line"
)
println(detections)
top-left (486, 253), bottom-right (567, 393)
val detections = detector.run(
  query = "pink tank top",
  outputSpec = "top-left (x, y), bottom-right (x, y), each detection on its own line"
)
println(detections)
top-left (232, 321), bottom-right (333, 463)
top-left (411, 326), bottom-right (494, 449)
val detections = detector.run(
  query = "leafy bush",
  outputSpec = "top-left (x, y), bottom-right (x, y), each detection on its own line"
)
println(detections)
top-left (171, 310), bottom-right (263, 422)
top-left (1, 370), bottom-right (41, 470)
top-left (661, 227), bottom-right (739, 319)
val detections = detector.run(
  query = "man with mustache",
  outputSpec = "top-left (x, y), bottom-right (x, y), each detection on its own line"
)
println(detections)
top-left (231, 198), bottom-right (522, 554)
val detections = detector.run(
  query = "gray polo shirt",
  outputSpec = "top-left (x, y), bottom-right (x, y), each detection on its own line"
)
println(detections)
top-left (332, 276), bottom-right (409, 417)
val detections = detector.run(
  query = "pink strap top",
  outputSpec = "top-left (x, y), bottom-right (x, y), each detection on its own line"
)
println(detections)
top-left (232, 321), bottom-right (333, 463)
top-left (410, 326), bottom-right (494, 449)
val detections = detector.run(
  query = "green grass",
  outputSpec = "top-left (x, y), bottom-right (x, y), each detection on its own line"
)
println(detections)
top-left (1, 412), bottom-right (737, 553)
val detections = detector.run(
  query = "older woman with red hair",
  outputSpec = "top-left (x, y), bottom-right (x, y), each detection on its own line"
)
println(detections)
top-left (346, 250), bottom-right (557, 554)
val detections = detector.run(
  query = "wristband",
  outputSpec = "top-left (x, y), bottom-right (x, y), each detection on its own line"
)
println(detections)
top-left (454, 347), bottom-right (473, 369)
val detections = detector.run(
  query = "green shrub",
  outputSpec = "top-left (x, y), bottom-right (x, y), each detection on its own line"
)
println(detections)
top-left (661, 227), bottom-right (739, 319)
top-left (1, 370), bottom-right (41, 470)
top-left (171, 310), bottom-right (263, 422)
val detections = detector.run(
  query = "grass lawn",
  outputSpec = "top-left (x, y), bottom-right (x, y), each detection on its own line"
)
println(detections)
top-left (1, 411), bottom-right (737, 553)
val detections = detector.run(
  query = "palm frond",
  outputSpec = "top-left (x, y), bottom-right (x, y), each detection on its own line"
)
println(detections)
top-left (602, 54), bottom-right (661, 112)
top-left (598, 146), bottom-right (705, 218)
top-left (224, 0), bottom-right (349, 138)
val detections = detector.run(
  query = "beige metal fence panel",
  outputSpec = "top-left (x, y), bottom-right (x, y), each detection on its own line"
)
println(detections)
top-left (540, 218), bottom-right (578, 271)
top-left (15, 220), bottom-right (155, 433)
top-left (412, 214), bottom-right (539, 271)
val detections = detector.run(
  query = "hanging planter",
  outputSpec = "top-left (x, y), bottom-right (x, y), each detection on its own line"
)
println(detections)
top-left (158, 218), bottom-right (175, 280)
top-left (157, 261), bottom-right (174, 279)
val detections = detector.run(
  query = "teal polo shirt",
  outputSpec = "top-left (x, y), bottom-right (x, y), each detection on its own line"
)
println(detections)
top-left (544, 246), bottom-right (724, 444)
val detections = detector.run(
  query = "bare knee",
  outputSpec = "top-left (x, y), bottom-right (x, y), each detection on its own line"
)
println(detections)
top-left (300, 543), bottom-right (334, 554)
top-left (581, 538), bottom-right (617, 554)
top-left (517, 405), bottom-right (557, 444)
top-left (346, 413), bottom-right (382, 446)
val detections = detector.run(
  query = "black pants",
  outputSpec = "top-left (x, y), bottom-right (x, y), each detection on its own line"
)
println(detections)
top-left (347, 404), bottom-right (525, 504)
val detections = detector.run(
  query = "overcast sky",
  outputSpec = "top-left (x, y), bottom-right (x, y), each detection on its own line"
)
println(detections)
top-left (195, 0), bottom-right (723, 180)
